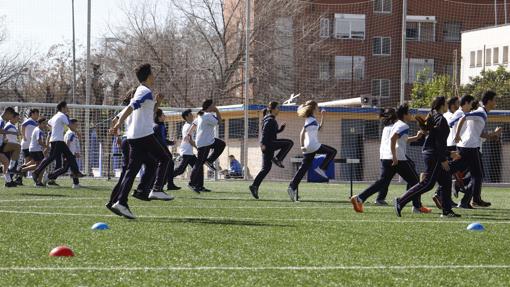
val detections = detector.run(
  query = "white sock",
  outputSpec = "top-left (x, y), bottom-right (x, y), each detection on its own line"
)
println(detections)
top-left (4, 174), bottom-right (12, 182)
top-left (8, 160), bottom-right (16, 170)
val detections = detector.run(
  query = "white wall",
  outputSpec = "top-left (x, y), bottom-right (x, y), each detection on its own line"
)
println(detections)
top-left (461, 25), bottom-right (510, 85)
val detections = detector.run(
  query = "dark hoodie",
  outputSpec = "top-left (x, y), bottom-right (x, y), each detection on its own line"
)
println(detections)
top-left (260, 114), bottom-right (285, 145)
top-left (422, 111), bottom-right (450, 162)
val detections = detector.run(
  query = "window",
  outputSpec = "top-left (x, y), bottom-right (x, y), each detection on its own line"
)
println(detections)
top-left (444, 22), bottom-right (461, 42)
top-left (373, 37), bottom-right (391, 55)
top-left (228, 118), bottom-right (259, 139)
top-left (335, 56), bottom-right (365, 80)
top-left (334, 14), bottom-right (365, 40)
top-left (374, 0), bottom-right (391, 13)
top-left (485, 49), bottom-right (492, 66)
top-left (503, 46), bottom-right (509, 64)
top-left (476, 50), bottom-right (483, 67)
top-left (493, 47), bottom-right (500, 64)
top-left (372, 79), bottom-right (390, 98)
top-left (405, 58), bottom-right (434, 83)
top-left (319, 60), bottom-right (330, 80)
top-left (406, 16), bottom-right (436, 42)
top-left (470, 51), bottom-right (476, 68)
top-left (319, 17), bottom-right (330, 39)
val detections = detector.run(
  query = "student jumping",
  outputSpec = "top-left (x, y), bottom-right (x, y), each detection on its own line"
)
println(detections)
top-left (287, 100), bottom-right (337, 202)
top-left (250, 102), bottom-right (293, 199)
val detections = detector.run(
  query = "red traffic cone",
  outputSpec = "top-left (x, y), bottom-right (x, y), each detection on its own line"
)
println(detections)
top-left (49, 246), bottom-right (74, 257)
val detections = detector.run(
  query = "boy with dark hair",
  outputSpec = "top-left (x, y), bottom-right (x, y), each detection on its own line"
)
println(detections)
top-left (65, 119), bottom-right (82, 189)
top-left (455, 91), bottom-right (502, 208)
top-left (21, 118), bottom-right (49, 185)
top-left (3, 112), bottom-right (21, 187)
top-left (173, 109), bottom-right (197, 179)
top-left (32, 101), bottom-right (84, 186)
top-left (109, 63), bottom-right (173, 219)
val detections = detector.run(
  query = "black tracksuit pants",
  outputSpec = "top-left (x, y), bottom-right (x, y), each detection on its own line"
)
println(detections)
top-left (174, 155), bottom-right (197, 177)
top-left (252, 139), bottom-right (294, 187)
top-left (34, 141), bottom-right (80, 180)
top-left (398, 154), bottom-right (453, 214)
top-left (189, 138), bottom-right (226, 188)
top-left (358, 159), bottom-right (422, 208)
top-left (289, 144), bottom-right (337, 190)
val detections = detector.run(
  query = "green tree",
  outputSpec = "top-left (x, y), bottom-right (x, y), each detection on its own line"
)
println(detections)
top-left (410, 68), bottom-right (455, 108)
top-left (462, 66), bottom-right (510, 109)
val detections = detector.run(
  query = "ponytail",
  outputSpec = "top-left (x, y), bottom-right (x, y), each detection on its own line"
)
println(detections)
top-left (416, 96), bottom-right (446, 131)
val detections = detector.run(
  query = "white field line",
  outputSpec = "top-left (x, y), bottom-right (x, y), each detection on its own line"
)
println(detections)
top-left (0, 205), bottom-right (378, 209)
top-left (0, 265), bottom-right (510, 272)
top-left (0, 209), bottom-right (509, 224)
top-left (0, 197), bottom-right (101, 203)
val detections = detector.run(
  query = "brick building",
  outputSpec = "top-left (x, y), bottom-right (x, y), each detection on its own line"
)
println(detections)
top-left (250, 0), bottom-right (507, 106)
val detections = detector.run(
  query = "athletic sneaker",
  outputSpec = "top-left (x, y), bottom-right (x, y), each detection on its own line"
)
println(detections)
top-left (35, 182), bottom-right (46, 188)
top-left (287, 186), bottom-right (297, 202)
top-left (441, 211), bottom-right (461, 218)
top-left (188, 184), bottom-right (201, 194)
top-left (4, 181), bottom-right (16, 188)
top-left (105, 202), bottom-right (122, 217)
top-left (200, 187), bottom-right (212, 192)
top-left (472, 200), bottom-right (491, 207)
top-left (457, 203), bottom-right (475, 209)
top-left (350, 196), bottom-right (364, 213)
top-left (132, 190), bottom-right (150, 201)
top-left (373, 199), bottom-right (388, 206)
top-left (14, 176), bottom-right (23, 186)
top-left (249, 185), bottom-right (259, 199)
top-left (71, 172), bottom-right (86, 178)
top-left (167, 185), bottom-right (181, 191)
top-left (314, 167), bottom-right (328, 179)
top-left (412, 206), bottom-right (432, 214)
top-left (205, 161), bottom-right (216, 171)
top-left (148, 190), bottom-right (175, 201)
top-left (72, 184), bottom-right (82, 189)
top-left (111, 202), bottom-right (136, 219)
top-left (432, 194), bottom-right (443, 210)
top-left (31, 172), bottom-right (40, 184)
top-left (394, 198), bottom-right (402, 217)
top-left (271, 158), bottom-right (285, 168)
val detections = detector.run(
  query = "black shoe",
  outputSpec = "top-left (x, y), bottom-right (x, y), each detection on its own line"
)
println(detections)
top-left (432, 194), bottom-right (443, 210)
top-left (132, 190), bottom-right (150, 201)
top-left (188, 184), bottom-right (201, 194)
top-left (47, 180), bottom-right (60, 186)
top-left (457, 203), bottom-right (475, 209)
top-left (31, 172), bottom-right (39, 184)
top-left (205, 161), bottom-right (216, 171)
top-left (441, 211), bottom-right (461, 218)
top-left (5, 181), bottom-right (17, 188)
top-left (472, 200), bottom-right (491, 207)
top-left (199, 187), bottom-right (212, 192)
top-left (35, 182), bottom-right (46, 188)
top-left (394, 198), bottom-right (402, 217)
top-left (105, 202), bottom-right (123, 217)
top-left (249, 185), bottom-right (259, 199)
top-left (14, 177), bottom-right (23, 186)
top-left (167, 185), bottom-right (181, 191)
top-left (71, 172), bottom-right (86, 178)
top-left (272, 158), bottom-right (285, 168)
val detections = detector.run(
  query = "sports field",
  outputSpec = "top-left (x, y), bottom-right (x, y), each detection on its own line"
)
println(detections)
top-left (0, 179), bottom-right (509, 286)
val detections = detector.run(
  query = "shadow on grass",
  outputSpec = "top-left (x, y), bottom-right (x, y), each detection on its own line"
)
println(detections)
top-left (464, 214), bottom-right (510, 221)
top-left (20, 193), bottom-right (68, 197)
top-left (138, 217), bottom-right (294, 228)
top-left (189, 197), bottom-right (293, 204)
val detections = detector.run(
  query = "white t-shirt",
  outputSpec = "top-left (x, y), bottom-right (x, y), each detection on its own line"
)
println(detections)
top-left (457, 107), bottom-right (487, 148)
top-left (65, 130), bottom-right (80, 155)
top-left (21, 118), bottom-right (38, 149)
top-left (48, 112), bottom-right (69, 142)
top-left (303, 116), bottom-right (321, 154)
top-left (126, 85), bottom-right (155, 140)
top-left (379, 124), bottom-right (394, 160)
top-left (29, 127), bottom-right (45, 152)
top-left (4, 122), bottom-right (19, 144)
top-left (195, 113), bottom-right (218, 148)
top-left (116, 106), bottom-right (133, 137)
top-left (179, 122), bottom-right (194, 155)
top-left (391, 120), bottom-right (409, 161)
top-left (447, 109), bottom-right (465, 147)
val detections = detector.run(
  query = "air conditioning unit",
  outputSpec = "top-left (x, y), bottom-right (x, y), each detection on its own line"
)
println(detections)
top-left (361, 95), bottom-right (378, 108)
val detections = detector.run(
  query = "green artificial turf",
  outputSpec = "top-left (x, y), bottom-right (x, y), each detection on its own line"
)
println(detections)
top-left (0, 179), bottom-right (509, 286)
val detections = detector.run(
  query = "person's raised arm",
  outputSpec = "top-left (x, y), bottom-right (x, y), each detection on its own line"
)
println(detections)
top-left (454, 116), bottom-right (467, 143)
top-left (407, 130), bottom-right (424, 143)
top-left (299, 127), bottom-right (306, 152)
top-left (481, 126), bottom-right (503, 141)
top-left (111, 106), bottom-right (133, 134)
top-left (213, 106), bottom-right (222, 123)
top-left (318, 110), bottom-right (326, 131)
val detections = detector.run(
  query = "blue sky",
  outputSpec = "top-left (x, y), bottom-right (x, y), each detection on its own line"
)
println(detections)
top-left (0, 0), bottom-right (136, 55)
